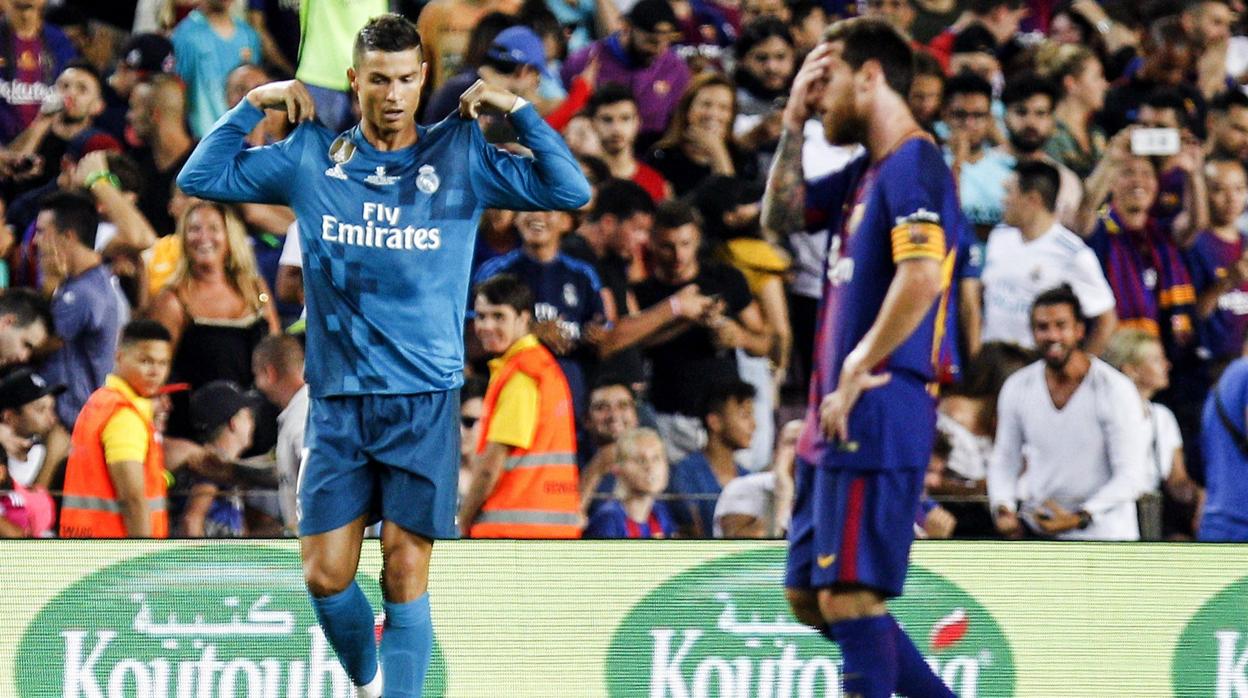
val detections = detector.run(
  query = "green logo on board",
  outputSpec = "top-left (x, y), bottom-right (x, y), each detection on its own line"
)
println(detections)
top-left (15, 545), bottom-right (446, 697)
top-left (606, 547), bottom-right (1015, 696)
top-left (1173, 574), bottom-right (1248, 697)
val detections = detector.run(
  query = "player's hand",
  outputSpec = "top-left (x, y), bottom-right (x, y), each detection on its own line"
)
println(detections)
top-left (923, 505), bottom-right (957, 539)
top-left (818, 351), bottom-right (890, 443)
top-left (993, 505), bottom-right (1023, 539)
top-left (246, 80), bottom-right (316, 124)
top-left (1033, 498), bottom-right (1081, 534)
top-left (459, 79), bottom-right (521, 120)
top-left (782, 42), bottom-right (834, 133)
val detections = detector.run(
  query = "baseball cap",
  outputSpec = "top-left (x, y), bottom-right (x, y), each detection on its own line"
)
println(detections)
top-left (0, 368), bottom-right (65, 411)
top-left (626, 0), bottom-right (679, 32)
top-left (189, 380), bottom-right (260, 438)
top-left (119, 33), bottom-right (175, 74)
top-left (486, 26), bottom-right (553, 80)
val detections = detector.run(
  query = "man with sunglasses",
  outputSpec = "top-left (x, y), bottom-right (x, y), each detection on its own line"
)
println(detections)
top-left (561, 0), bottom-right (691, 150)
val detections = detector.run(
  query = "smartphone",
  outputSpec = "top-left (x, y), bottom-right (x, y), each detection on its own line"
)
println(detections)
top-left (1131, 127), bottom-right (1180, 157)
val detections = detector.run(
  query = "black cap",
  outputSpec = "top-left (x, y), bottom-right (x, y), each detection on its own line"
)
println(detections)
top-left (0, 368), bottom-right (66, 411)
top-left (626, 0), bottom-right (678, 32)
top-left (189, 380), bottom-right (260, 438)
top-left (119, 33), bottom-right (175, 74)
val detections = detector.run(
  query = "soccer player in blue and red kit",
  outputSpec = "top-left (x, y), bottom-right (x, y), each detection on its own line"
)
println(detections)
top-left (762, 18), bottom-right (962, 698)
top-left (177, 14), bottom-right (590, 698)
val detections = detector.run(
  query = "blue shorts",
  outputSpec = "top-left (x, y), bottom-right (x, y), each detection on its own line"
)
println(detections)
top-left (298, 391), bottom-right (460, 539)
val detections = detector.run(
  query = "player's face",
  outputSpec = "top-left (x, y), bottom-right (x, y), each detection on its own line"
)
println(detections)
top-left (460, 397), bottom-right (483, 459)
top-left (650, 223), bottom-right (701, 279)
top-left (1031, 303), bottom-right (1085, 370)
top-left (114, 340), bottom-right (173, 398)
top-left (819, 42), bottom-right (868, 146)
top-left (184, 206), bottom-right (229, 269)
top-left (618, 438), bottom-right (669, 495)
top-left (349, 48), bottom-right (426, 137)
top-left (473, 296), bottom-right (531, 355)
top-left (588, 385), bottom-right (638, 442)
top-left (591, 100), bottom-right (640, 155)
top-left (1208, 161), bottom-right (1248, 226)
top-left (1005, 93), bottom-right (1054, 154)
top-left (1111, 157), bottom-right (1158, 215)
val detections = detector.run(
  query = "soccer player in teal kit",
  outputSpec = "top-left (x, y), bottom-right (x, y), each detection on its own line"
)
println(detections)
top-left (765, 19), bottom-right (962, 698)
top-left (177, 15), bottom-right (589, 698)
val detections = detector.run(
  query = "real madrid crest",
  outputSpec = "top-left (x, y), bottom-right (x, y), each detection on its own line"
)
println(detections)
top-left (417, 165), bottom-right (440, 194)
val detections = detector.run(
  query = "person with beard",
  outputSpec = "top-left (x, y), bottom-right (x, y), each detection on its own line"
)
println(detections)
top-left (989, 286), bottom-right (1149, 541)
top-left (732, 18), bottom-right (797, 173)
top-left (562, 0), bottom-right (691, 151)
top-left (0, 0), bottom-right (77, 144)
top-left (586, 84), bottom-right (672, 202)
top-left (1000, 74), bottom-right (1082, 230)
top-left (126, 74), bottom-right (194, 237)
top-left (765, 19), bottom-right (962, 698)
top-left (1206, 90), bottom-right (1248, 164)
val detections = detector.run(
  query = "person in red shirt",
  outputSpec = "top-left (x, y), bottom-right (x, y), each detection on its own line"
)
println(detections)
top-left (587, 83), bottom-right (673, 202)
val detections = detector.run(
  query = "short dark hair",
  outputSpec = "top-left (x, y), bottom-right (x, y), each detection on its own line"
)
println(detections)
top-left (1141, 88), bottom-right (1191, 128)
top-left (252, 334), bottom-right (304, 377)
top-left (1015, 159), bottom-right (1061, 212)
top-left (0, 288), bottom-right (52, 333)
top-left (1031, 284), bottom-right (1085, 327)
top-left (653, 199), bottom-right (701, 233)
top-left (585, 83), bottom-right (637, 118)
top-left (969, 0), bottom-right (1024, 14)
top-left (353, 13), bottom-right (423, 65)
top-left (61, 60), bottom-right (103, 92)
top-left (578, 155), bottom-right (612, 186)
top-left (474, 274), bottom-right (534, 316)
top-left (39, 189), bottom-right (99, 249)
top-left (736, 17), bottom-right (794, 58)
top-left (702, 379), bottom-right (757, 422)
top-left (120, 319), bottom-right (172, 346)
top-left (590, 179), bottom-right (655, 222)
top-left (464, 12), bottom-right (517, 68)
top-left (1001, 73), bottom-right (1058, 110)
top-left (822, 18), bottom-right (914, 98)
top-left (1210, 89), bottom-right (1248, 115)
top-left (461, 374), bottom-right (488, 402)
top-left (106, 152), bottom-right (145, 197)
top-left (789, 0), bottom-right (825, 25)
top-left (590, 378), bottom-right (636, 400)
top-left (913, 50), bottom-right (945, 82)
top-left (943, 71), bottom-right (993, 106)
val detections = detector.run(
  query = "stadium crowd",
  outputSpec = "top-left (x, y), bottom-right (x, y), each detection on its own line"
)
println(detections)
top-left (0, 0), bottom-right (1246, 541)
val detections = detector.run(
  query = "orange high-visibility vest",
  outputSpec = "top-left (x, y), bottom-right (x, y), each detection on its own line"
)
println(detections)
top-left (470, 339), bottom-right (581, 539)
top-left (60, 384), bottom-right (168, 538)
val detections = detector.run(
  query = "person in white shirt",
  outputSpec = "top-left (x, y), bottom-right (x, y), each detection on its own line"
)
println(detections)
top-left (1103, 329), bottom-right (1203, 536)
top-left (0, 368), bottom-right (67, 488)
top-left (981, 160), bottom-right (1117, 353)
top-left (989, 286), bottom-right (1149, 541)
top-left (251, 334), bottom-right (308, 533)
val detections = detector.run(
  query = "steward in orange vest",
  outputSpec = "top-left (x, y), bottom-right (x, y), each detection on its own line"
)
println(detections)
top-left (60, 320), bottom-right (174, 538)
top-left (461, 275), bottom-right (581, 538)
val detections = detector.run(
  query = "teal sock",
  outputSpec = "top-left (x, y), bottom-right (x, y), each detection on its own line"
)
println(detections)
top-left (829, 615), bottom-right (897, 698)
top-left (309, 582), bottom-right (378, 686)
top-left (381, 593), bottom-right (433, 697)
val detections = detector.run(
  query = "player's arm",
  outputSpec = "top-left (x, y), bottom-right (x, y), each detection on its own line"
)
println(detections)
top-left (458, 442), bottom-right (509, 534)
top-left (176, 81), bottom-right (312, 204)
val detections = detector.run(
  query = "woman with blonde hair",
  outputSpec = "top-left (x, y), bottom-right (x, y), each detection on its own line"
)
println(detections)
top-left (645, 73), bottom-right (760, 197)
top-left (1038, 43), bottom-right (1110, 179)
top-left (147, 200), bottom-right (279, 438)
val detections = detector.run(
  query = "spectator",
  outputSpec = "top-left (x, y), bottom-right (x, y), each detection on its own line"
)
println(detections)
top-left (647, 73), bottom-right (760, 197)
top-left (740, 0), bottom-right (789, 28)
top-left (947, 23), bottom-right (1002, 87)
top-left (245, 0), bottom-right (299, 77)
top-left (418, 0), bottom-right (520, 93)
top-left (576, 379), bottom-right (640, 513)
top-left (458, 375), bottom-right (487, 507)
top-left (1098, 16), bottom-right (1204, 139)
top-left (474, 209), bottom-right (608, 415)
top-left (6, 62), bottom-right (119, 196)
top-left (858, 0), bottom-right (917, 39)
top-left (943, 72), bottom-right (1013, 237)
top-left (1000, 74), bottom-right (1082, 229)
top-left (226, 63), bottom-right (292, 148)
top-left (102, 33), bottom-right (174, 142)
top-left (980, 160), bottom-right (1116, 353)
top-left (35, 190), bottom-right (128, 428)
top-left (461, 274), bottom-right (581, 538)
top-left (1207, 90), bottom-right (1248, 163)
top-left (562, 0), bottom-right (692, 151)
top-left (625, 201), bottom-right (769, 463)
top-left (908, 51), bottom-right (945, 135)
top-left (713, 418), bottom-right (798, 538)
top-left (0, 0), bottom-right (77, 143)
top-left (294, 0), bottom-right (388, 132)
top-left (147, 201), bottom-right (279, 439)
top-left (1187, 159), bottom-right (1248, 375)
top-left (667, 379), bottom-right (755, 538)
top-left (251, 334), bottom-right (307, 534)
top-left (586, 84), bottom-right (672, 202)
top-left (181, 380), bottom-right (259, 537)
top-left (787, 0), bottom-right (828, 55)
top-left (732, 18), bottom-right (796, 167)
top-left (423, 26), bottom-right (547, 126)
top-left (927, 0), bottom-right (1026, 72)
top-left (170, 0), bottom-right (262, 138)
top-left (1199, 354), bottom-right (1248, 541)
top-left (1133, 89), bottom-right (1209, 231)
top-left (1038, 43), bottom-right (1108, 180)
top-left (0, 287), bottom-right (52, 368)
top-left (1179, 0), bottom-right (1235, 100)
top-left (0, 366), bottom-right (66, 490)
top-left (988, 286), bottom-right (1148, 541)
top-left (1104, 329), bottom-right (1202, 538)
top-left (59, 319), bottom-right (172, 538)
top-left (125, 74), bottom-right (195, 238)
top-left (0, 445), bottom-right (56, 537)
top-left (583, 426), bottom-right (675, 538)
top-left (540, 0), bottom-right (617, 55)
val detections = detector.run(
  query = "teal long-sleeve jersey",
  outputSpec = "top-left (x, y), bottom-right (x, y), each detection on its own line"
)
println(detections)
top-left (178, 100), bottom-right (591, 397)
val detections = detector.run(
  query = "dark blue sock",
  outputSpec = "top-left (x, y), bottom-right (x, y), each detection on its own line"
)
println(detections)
top-left (381, 593), bottom-right (433, 698)
top-left (891, 615), bottom-right (956, 697)
top-left (829, 615), bottom-right (898, 698)
top-left (309, 582), bottom-right (378, 686)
